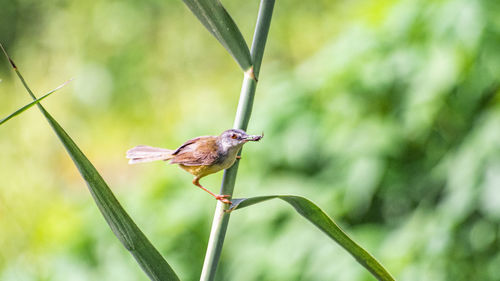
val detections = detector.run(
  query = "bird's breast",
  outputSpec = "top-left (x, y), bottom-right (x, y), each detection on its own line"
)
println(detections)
top-left (215, 146), bottom-right (240, 169)
top-left (179, 164), bottom-right (222, 177)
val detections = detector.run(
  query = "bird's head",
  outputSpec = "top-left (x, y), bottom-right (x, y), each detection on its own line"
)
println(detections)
top-left (218, 129), bottom-right (263, 151)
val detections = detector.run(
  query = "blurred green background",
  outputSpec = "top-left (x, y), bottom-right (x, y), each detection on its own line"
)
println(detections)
top-left (1, 0), bottom-right (500, 280)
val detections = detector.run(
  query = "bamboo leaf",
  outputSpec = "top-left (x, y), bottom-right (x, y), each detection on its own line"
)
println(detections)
top-left (0, 79), bottom-right (71, 126)
top-left (0, 43), bottom-right (181, 281)
top-left (182, 0), bottom-right (252, 72)
top-left (229, 195), bottom-right (395, 281)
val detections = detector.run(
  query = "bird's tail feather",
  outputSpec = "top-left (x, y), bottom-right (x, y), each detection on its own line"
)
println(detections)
top-left (126, 145), bottom-right (174, 164)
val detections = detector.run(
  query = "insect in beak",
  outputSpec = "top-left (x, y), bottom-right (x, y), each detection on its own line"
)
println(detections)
top-left (246, 132), bottom-right (264, 142)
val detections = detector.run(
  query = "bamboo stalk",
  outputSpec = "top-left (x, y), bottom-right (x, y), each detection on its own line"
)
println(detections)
top-left (199, 1), bottom-right (275, 280)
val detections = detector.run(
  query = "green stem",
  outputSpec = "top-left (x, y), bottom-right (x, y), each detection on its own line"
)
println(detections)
top-left (199, 1), bottom-right (275, 280)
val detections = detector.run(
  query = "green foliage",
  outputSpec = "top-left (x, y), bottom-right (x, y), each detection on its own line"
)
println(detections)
top-left (0, 79), bottom-right (70, 125)
top-left (182, 0), bottom-right (252, 71)
top-left (230, 195), bottom-right (394, 280)
top-left (5, 1), bottom-right (392, 279)
top-left (1, 46), bottom-right (180, 281)
top-left (1, 0), bottom-right (500, 280)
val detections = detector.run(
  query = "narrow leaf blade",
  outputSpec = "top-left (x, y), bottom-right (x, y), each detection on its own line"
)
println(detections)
top-left (0, 79), bottom-right (71, 126)
top-left (182, 0), bottom-right (252, 71)
top-left (229, 195), bottom-right (395, 281)
top-left (1, 44), bottom-right (181, 281)
top-left (41, 112), bottom-right (181, 281)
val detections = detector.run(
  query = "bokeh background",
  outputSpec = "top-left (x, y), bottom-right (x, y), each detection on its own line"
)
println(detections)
top-left (1, 0), bottom-right (500, 280)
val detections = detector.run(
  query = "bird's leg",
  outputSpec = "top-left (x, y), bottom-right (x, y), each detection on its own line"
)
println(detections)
top-left (236, 155), bottom-right (241, 160)
top-left (192, 177), bottom-right (232, 204)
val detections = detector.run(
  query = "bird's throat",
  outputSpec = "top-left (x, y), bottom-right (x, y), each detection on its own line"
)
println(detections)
top-left (215, 141), bottom-right (243, 169)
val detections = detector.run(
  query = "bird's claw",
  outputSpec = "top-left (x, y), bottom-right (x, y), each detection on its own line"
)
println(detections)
top-left (215, 194), bottom-right (232, 204)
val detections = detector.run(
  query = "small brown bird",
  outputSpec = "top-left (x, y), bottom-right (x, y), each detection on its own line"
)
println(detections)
top-left (126, 129), bottom-right (263, 204)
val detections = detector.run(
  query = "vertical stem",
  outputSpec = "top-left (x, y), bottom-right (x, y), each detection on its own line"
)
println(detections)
top-left (200, 1), bottom-right (275, 280)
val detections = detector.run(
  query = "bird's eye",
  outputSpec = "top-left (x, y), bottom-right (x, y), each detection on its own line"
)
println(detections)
top-left (231, 134), bottom-right (237, 139)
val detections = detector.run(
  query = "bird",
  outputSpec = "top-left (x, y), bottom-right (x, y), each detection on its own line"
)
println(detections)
top-left (126, 129), bottom-right (263, 204)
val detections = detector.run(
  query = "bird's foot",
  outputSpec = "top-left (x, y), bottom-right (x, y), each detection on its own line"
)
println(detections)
top-left (215, 194), bottom-right (232, 204)
top-left (236, 156), bottom-right (242, 160)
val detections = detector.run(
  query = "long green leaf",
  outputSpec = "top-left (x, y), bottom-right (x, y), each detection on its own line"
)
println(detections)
top-left (0, 43), bottom-right (180, 281)
top-left (0, 79), bottom-right (71, 126)
top-left (182, 0), bottom-right (253, 72)
top-left (229, 195), bottom-right (395, 281)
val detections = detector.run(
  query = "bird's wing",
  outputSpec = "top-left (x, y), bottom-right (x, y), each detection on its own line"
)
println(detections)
top-left (172, 136), bottom-right (203, 155)
top-left (170, 136), bottom-right (219, 166)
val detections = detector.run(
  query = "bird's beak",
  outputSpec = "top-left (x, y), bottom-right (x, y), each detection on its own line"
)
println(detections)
top-left (245, 132), bottom-right (264, 142)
